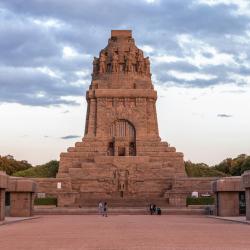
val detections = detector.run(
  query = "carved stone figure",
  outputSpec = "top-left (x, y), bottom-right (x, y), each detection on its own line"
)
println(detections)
top-left (117, 170), bottom-right (129, 192)
top-left (92, 57), bottom-right (99, 74)
top-left (137, 50), bottom-right (144, 74)
top-left (99, 52), bottom-right (106, 73)
top-left (111, 52), bottom-right (119, 73)
top-left (145, 57), bottom-right (150, 75)
top-left (125, 53), bottom-right (133, 72)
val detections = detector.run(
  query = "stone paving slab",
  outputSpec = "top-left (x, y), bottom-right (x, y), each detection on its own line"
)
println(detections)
top-left (0, 215), bottom-right (250, 250)
top-left (34, 207), bottom-right (205, 215)
top-left (209, 216), bottom-right (250, 225)
top-left (0, 216), bottom-right (40, 226)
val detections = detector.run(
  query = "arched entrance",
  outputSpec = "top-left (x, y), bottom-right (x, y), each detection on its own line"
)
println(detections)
top-left (108, 119), bottom-right (136, 156)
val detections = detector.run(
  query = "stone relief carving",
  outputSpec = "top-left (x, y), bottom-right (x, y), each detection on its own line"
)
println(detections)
top-left (99, 52), bottom-right (106, 73)
top-left (113, 169), bottom-right (129, 192)
top-left (92, 39), bottom-right (151, 76)
top-left (92, 57), bottom-right (99, 74)
top-left (145, 57), bottom-right (151, 75)
top-left (111, 52), bottom-right (119, 73)
top-left (125, 52), bottom-right (133, 73)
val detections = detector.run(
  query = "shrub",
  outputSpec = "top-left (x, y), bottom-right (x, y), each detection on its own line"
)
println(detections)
top-left (185, 161), bottom-right (227, 177)
top-left (13, 160), bottom-right (59, 178)
top-left (34, 197), bottom-right (57, 206)
top-left (0, 156), bottom-right (32, 175)
top-left (187, 196), bottom-right (215, 206)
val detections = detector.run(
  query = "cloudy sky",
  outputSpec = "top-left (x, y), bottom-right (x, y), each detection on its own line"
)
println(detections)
top-left (0, 0), bottom-right (249, 165)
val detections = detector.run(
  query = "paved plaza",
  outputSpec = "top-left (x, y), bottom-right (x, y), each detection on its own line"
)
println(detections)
top-left (0, 215), bottom-right (250, 250)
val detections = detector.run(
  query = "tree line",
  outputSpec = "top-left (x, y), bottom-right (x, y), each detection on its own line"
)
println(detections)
top-left (1, 154), bottom-right (250, 178)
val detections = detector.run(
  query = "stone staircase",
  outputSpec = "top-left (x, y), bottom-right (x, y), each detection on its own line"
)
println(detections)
top-left (34, 207), bottom-right (206, 215)
top-left (76, 198), bottom-right (169, 208)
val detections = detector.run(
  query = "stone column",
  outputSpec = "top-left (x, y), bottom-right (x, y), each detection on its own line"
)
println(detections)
top-left (86, 98), bottom-right (97, 137)
top-left (0, 172), bottom-right (8, 221)
top-left (0, 189), bottom-right (5, 221)
top-left (7, 179), bottom-right (36, 217)
top-left (10, 192), bottom-right (33, 217)
top-left (212, 177), bottom-right (243, 217)
top-left (242, 171), bottom-right (250, 220)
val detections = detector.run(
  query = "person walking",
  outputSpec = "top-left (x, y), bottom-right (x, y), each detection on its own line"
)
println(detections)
top-left (156, 207), bottom-right (161, 215)
top-left (103, 202), bottom-right (108, 217)
top-left (153, 204), bottom-right (156, 214)
top-left (98, 201), bottom-right (103, 216)
top-left (149, 203), bottom-right (154, 215)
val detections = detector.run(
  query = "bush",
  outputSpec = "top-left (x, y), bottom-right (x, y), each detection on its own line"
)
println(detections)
top-left (214, 154), bottom-right (250, 176)
top-left (241, 156), bottom-right (250, 174)
top-left (185, 161), bottom-right (227, 177)
top-left (0, 156), bottom-right (32, 175)
top-left (187, 196), bottom-right (215, 206)
top-left (13, 160), bottom-right (59, 178)
top-left (34, 197), bottom-right (57, 206)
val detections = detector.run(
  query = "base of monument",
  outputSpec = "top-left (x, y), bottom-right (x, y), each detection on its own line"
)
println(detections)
top-left (76, 198), bottom-right (170, 208)
top-left (34, 207), bottom-right (206, 216)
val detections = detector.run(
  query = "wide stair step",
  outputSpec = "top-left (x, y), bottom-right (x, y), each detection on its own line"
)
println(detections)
top-left (34, 207), bottom-right (206, 215)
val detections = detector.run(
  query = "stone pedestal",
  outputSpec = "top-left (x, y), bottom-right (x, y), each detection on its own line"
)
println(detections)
top-left (0, 189), bottom-right (5, 221)
top-left (212, 177), bottom-right (243, 217)
top-left (216, 192), bottom-right (240, 217)
top-left (9, 192), bottom-right (34, 217)
top-left (0, 172), bottom-right (8, 221)
top-left (7, 179), bottom-right (36, 217)
top-left (57, 192), bottom-right (79, 207)
top-left (242, 171), bottom-right (250, 220)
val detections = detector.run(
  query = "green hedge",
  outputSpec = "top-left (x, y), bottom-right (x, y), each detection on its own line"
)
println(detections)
top-left (13, 160), bottom-right (59, 178)
top-left (187, 196), bottom-right (215, 205)
top-left (34, 197), bottom-right (57, 206)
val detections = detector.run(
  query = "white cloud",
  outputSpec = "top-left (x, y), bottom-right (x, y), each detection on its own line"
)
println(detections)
top-left (152, 54), bottom-right (182, 63)
top-left (196, 0), bottom-right (250, 16)
top-left (228, 73), bottom-right (250, 85)
top-left (144, 0), bottom-right (158, 4)
top-left (140, 45), bottom-right (155, 53)
top-left (167, 70), bottom-right (217, 81)
top-left (32, 18), bottom-right (64, 28)
top-left (62, 46), bottom-right (79, 58)
top-left (37, 67), bottom-right (60, 78)
top-left (75, 70), bottom-right (91, 78)
top-left (177, 34), bottom-right (236, 68)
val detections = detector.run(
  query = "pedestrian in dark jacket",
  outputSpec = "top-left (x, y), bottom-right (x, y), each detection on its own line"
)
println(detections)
top-left (103, 202), bottom-right (108, 217)
top-left (149, 204), bottom-right (154, 215)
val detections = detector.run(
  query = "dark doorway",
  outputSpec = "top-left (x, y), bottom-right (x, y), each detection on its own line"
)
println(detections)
top-left (129, 142), bottom-right (136, 156)
top-left (5, 192), bottom-right (10, 216)
top-left (107, 142), bottom-right (114, 156)
top-left (118, 147), bottom-right (126, 156)
top-left (5, 192), bottom-right (10, 206)
top-left (239, 192), bottom-right (246, 215)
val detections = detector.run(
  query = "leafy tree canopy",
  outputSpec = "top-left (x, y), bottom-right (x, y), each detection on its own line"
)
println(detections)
top-left (0, 156), bottom-right (32, 175)
top-left (13, 160), bottom-right (59, 178)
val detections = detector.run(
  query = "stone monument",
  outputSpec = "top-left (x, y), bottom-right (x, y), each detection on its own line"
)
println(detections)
top-left (57, 30), bottom-right (186, 206)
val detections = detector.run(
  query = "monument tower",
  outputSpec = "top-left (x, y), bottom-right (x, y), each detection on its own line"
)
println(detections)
top-left (57, 30), bottom-right (186, 206)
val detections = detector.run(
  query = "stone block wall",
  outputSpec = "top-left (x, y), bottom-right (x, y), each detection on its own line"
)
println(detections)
top-left (242, 171), bottom-right (250, 220)
top-left (31, 178), bottom-right (72, 195)
top-left (212, 177), bottom-right (244, 217)
top-left (165, 177), bottom-right (217, 207)
top-left (0, 172), bottom-right (8, 221)
top-left (216, 192), bottom-right (240, 217)
top-left (9, 192), bottom-right (34, 217)
top-left (0, 189), bottom-right (5, 221)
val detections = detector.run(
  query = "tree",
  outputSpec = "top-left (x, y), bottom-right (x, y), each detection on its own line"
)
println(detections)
top-left (241, 156), bottom-right (250, 174)
top-left (0, 156), bottom-right (32, 175)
